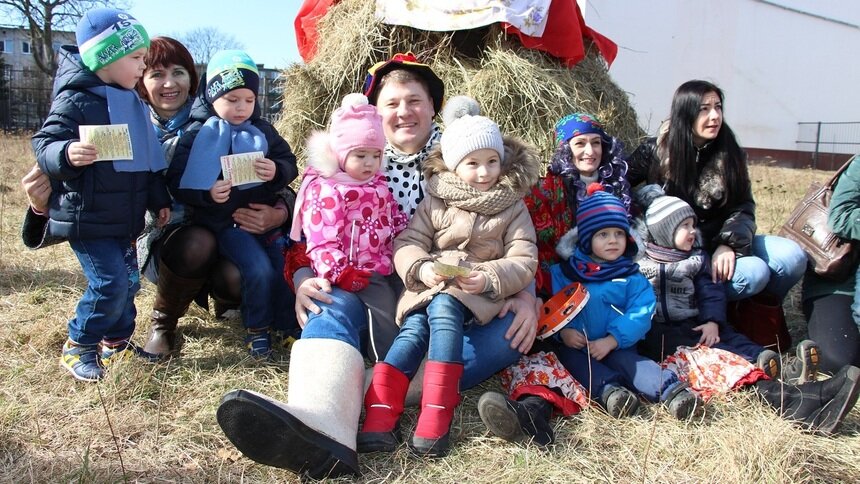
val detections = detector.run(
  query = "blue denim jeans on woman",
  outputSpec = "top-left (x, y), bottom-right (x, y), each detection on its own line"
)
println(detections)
top-left (300, 288), bottom-right (523, 390)
top-left (383, 294), bottom-right (467, 378)
top-left (727, 234), bottom-right (807, 301)
top-left (216, 227), bottom-right (295, 332)
top-left (68, 237), bottom-right (140, 345)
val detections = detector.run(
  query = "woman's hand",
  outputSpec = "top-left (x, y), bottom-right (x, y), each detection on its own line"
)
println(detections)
top-left (693, 321), bottom-right (721, 347)
top-left (498, 290), bottom-right (538, 353)
top-left (66, 141), bottom-right (97, 167)
top-left (21, 164), bottom-right (51, 213)
top-left (456, 271), bottom-right (486, 294)
top-left (209, 180), bottom-right (232, 203)
top-left (294, 275), bottom-right (333, 327)
top-left (233, 203), bottom-right (288, 234)
top-left (587, 335), bottom-right (618, 361)
top-left (560, 328), bottom-right (587, 349)
top-left (711, 244), bottom-right (736, 283)
top-left (156, 207), bottom-right (171, 228)
top-left (254, 157), bottom-right (276, 181)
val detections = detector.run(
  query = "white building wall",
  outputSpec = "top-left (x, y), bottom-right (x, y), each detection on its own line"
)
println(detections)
top-left (584, 0), bottom-right (860, 152)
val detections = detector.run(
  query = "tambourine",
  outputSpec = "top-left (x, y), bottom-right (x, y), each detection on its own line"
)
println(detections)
top-left (536, 282), bottom-right (590, 340)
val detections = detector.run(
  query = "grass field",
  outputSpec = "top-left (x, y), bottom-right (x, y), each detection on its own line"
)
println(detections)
top-left (0, 133), bottom-right (856, 483)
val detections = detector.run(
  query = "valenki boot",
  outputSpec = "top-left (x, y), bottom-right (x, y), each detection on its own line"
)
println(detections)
top-left (754, 365), bottom-right (860, 435)
top-left (217, 338), bottom-right (364, 479)
top-left (410, 361), bottom-right (463, 457)
top-left (358, 363), bottom-right (410, 453)
top-left (143, 261), bottom-right (207, 358)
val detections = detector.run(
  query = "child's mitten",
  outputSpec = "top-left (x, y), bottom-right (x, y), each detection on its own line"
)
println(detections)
top-left (335, 266), bottom-right (372, 292)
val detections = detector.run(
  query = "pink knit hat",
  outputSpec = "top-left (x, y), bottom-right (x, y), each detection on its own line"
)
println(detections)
top-left (330, 93), bottom-right (385, 168)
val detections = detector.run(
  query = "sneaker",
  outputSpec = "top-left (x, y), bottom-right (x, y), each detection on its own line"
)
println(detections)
top-left (783, 340), bottom-right (820, 385)
top-left (60, 340), bottom-right (103, 382)
top-left (601, 384), bottom-right (640, 418)
top-left (756, 349), bottom-right (781, 380)
top-left (272, 328), bottom-right (302, 352)
top-left (664, 383), bottom-right (703, 420)
top-left (101, 339), bottom-right (150, 366)
top-left (245, 330), bottom-right (272, 359)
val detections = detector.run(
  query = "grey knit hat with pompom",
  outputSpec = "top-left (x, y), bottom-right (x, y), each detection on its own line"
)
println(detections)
top-left (439, 96), bottom-right (505, 171)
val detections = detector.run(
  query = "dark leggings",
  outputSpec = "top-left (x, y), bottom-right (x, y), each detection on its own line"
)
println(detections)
top-left (158, 225), bottom-right (242, 305)
top-left (803, 294), bottom-right (860, 373)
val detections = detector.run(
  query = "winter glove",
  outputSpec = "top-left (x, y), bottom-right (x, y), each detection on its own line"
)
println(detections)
top-left (335, 266), bottom-right (372, 292)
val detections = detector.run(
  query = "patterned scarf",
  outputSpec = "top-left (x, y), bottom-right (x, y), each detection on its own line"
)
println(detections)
top-left (644, 242), bottom-right (692, 263)
top-left (562, 246), bottom-right (639, 282)
top-left (179, 116), bottom-right (268, 190)
top-left (383, 123), bottom-right (442, 217)
top-left (150, 99), bottom-right (193, 142)
top-left (425, 171), bottom-right (522, 216)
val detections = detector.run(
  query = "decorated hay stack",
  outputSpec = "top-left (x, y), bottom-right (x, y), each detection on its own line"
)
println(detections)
top-left (277, 0), bottom-right (644, 164)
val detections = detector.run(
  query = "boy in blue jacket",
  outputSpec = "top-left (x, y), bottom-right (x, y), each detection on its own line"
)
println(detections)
top-left (32, 8), bottom-right (171, 381)
top-left (548, 185), bottom-right (701, 419)
top-left (167, 50), bottom-right (299, 359)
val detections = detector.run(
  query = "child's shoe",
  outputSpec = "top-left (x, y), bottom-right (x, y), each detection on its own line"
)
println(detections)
top-left (272, 328), bottom-right (302, 352)
top-left (245, 329), bottom-right (273, 359)
top-left (358, 363), bottom-right (409, 453)
top-left (601, 384), bottom-right (639, 418)
top-left (756, 349), bottom-right (782, 380)
top-left (60, 340), bottom-right (103, 382)
top-left (664, 383), bottom-right (703, 420)
top-left (782, 340), bottom-right (820, 384)
top-left (101, 339), bottom-right (149, 366)
top-left (410, 361), bottom-right (463, 457)
top-left (477, 391), bottom-right (554, 447)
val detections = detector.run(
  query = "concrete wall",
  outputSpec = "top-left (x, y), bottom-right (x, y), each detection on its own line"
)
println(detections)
top-left (584, 0), bottom-right (860, 153)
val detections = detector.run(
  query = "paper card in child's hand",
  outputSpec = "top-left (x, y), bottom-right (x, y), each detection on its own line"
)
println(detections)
top-left (220, 151), bottom-right (265, 187)
top-left (432, 261), bottom-right (472, 278)
top-left (79, 124), bottom-right (133, 161)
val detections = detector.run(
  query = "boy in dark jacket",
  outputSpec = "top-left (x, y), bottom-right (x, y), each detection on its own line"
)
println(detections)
top-left (167, 50), bottom-right (298, 358)
top-left (32, 8), bottom-right (171, 381)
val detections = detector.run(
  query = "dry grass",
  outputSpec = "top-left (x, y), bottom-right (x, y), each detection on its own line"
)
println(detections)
top-left (1, 134), bottom-right (858, 482)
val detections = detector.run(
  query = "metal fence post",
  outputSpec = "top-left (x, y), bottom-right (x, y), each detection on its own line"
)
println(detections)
top-left (813, 121), bottom-right (822, 169)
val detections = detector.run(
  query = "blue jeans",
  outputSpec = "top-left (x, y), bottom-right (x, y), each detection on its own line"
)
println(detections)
top-left (555, 345), bottom-right (679, 403)
top-left (852, 266), bottom-right (860, 331)
top-left (713, 325), bottom-right (765, 362)
top-left (727, 235), bottom-right (807, 301)
top-left (68, 237), bottom-right (140, 345)
top-left (300, 289), bottom-right (522, 390)
top-left (216, 227), bottom-right (295, 332)
top-left (384, 294), bottom-right (466, 378)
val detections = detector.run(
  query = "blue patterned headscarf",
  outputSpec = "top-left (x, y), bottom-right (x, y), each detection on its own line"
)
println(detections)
top-left (554, 112), bottom-right (610, 146)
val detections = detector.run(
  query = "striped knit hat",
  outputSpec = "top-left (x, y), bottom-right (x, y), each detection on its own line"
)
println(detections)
top-left (76, 8), bottom-right (150, 72)
top-left (205, 50), bottom-right (260, 103)
top-left (646, 195), bottom-right (697, 248)
top-left (576, 183), bottom-right (630, 255)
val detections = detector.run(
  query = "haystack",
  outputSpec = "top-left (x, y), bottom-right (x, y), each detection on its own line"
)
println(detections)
top-left (277, 0), bottom-right (644, 165)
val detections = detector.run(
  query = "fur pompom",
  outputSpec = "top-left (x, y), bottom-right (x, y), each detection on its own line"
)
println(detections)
top-left (633, 183), bottom-right (666, 209)
top-left (440, 95), bottom-right (480, 126)
top-left (341, 93), bottom-right (369, 108)
top-left (305, 130), bottom-right (339, 177)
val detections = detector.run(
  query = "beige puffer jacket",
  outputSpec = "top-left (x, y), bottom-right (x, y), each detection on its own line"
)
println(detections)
top-left (393, 136), bottom-right (540, 324)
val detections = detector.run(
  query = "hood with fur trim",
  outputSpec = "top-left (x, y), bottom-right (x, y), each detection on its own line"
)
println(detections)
top-left (422, 135), bottom-right (540, 196)
top-left (304, 130), bottom-right (342, 178)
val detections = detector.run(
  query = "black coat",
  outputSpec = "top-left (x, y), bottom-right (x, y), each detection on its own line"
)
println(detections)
top-left (31, 46), bottom-right (171, 240)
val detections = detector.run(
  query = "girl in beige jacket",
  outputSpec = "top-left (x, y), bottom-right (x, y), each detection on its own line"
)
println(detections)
top-left (358, 96), bottom-right (539, 457)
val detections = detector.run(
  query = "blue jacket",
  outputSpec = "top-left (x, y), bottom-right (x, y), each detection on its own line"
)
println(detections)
top-left (31, 46), bottom-right (171, 240)
top-left (549, 261), bottom-right (656, 349)
top-left (166, 86), bottom-right (298, 232)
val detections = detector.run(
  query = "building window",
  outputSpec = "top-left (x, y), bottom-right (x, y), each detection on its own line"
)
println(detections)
top-left (22, 40), bottom-right (31, 54)
top-left (0, 39), bottom-right (12, 53)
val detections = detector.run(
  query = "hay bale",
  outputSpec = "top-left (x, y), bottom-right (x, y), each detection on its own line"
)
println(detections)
top-left (277, 0), bottom-right (644, 166)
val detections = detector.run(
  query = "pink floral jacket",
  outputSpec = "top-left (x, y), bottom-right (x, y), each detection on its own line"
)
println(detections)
top-left (301, 172), bottom-right (408, 282)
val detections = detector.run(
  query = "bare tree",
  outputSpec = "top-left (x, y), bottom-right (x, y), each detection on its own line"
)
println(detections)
top-left (178, 27), bottom-right (245, 65)
top-left (0, 0), bottom-right (127, 76)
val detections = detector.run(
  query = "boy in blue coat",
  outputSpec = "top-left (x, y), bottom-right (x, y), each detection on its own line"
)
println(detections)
top-left (32, 8), bottom-right (171, 381)
top-left (548, 185), bottom-right (701, 419)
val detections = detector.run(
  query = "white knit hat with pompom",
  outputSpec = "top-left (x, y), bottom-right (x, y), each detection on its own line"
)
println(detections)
top-left (439, 96), bottom-right (504, 171)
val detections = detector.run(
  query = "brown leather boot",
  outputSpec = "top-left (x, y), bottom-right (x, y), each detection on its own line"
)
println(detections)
top-left (144, 261), bottom-right (208, 359)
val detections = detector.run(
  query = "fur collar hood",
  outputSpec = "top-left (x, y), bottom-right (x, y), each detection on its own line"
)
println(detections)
top-left (422, 135), bottom-right (540, 196)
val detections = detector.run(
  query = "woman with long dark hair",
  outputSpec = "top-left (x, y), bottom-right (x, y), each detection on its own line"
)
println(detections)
top-left (627, 80), bottom-right (806, 307)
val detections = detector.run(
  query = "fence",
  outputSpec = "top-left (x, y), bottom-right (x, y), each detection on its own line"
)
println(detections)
top-left (797, 121), bottom-right (860, 169)
top-left (0, 67), bottom-right (284, 133)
